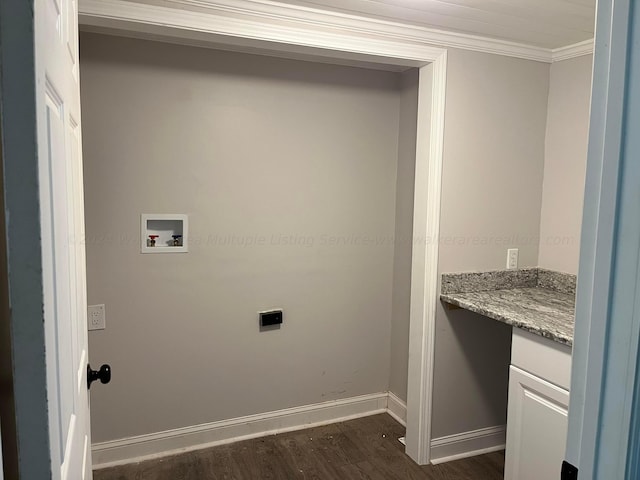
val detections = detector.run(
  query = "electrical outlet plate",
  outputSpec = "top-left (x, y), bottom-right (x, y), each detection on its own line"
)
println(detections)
top-left (507, 248), bottom-right (519, 270)
top-left (88, 304), bottom-right (106, 331)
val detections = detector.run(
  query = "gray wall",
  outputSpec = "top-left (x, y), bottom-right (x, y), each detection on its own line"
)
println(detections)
top-left (80, 33), bottom-right (405, 443)
top-left (388, 69), bottom-right (420, 402)
top-left (432, 48), bottom-right (550, 437)
top-left (538, 55), bottom-right (593, 274)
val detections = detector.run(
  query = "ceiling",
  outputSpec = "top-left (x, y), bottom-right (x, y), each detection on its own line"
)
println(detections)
top-left (271, 0), bottom-right (595, 49)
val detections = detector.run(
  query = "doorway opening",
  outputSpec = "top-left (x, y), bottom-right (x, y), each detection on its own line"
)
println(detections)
top-left (78, 6), bottom-right (446, 470)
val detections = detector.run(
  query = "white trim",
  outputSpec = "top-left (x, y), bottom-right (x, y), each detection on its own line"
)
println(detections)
top-left (551, 39), bottom-right (594, 62)
top-left (79, 0), bottom-right (444, 68)
top-left (405, 55), bottom-right (447, 466)
top-left (387, 392), bottom-right (407, 427)
top-left (430, 425), bottom-right (507, 465)
top-left (92, 392), bottom-right (408, 469)
top-left (78, 0), bottom-right (555, 63)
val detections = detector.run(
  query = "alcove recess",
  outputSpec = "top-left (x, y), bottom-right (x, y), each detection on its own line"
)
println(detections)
top-left (141, 214), bottom-right (189, 253)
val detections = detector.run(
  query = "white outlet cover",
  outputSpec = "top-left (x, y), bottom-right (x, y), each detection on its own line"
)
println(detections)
top-left (88, 304), bottom-right (106, 331)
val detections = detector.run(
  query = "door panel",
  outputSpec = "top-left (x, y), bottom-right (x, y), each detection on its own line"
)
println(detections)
top-left (35, 0), bottom-right (91, 477)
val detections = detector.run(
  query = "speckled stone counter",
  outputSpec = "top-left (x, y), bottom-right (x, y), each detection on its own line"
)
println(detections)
top-left (440, 269), bottom-right (576, 346)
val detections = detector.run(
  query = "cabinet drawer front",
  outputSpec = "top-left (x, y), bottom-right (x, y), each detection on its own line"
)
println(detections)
top-left (511, 328), bottom-right (572, 390)
top-left (504, 365), bottom-right (570, 480)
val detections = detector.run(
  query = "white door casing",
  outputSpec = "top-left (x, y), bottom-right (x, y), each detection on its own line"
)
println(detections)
top-left (35, 0), bottom-right (92, 477)
top-left (505, 366), bottom-right (569, 480)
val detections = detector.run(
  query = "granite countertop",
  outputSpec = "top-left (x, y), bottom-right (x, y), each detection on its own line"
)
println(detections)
top-left (440, 269), bottom-right (576, 347)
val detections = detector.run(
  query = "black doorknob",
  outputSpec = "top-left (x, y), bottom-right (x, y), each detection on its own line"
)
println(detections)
top-left (87, 364), bottom-right (111, 389)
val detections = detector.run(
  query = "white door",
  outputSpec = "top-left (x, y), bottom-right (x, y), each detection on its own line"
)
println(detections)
top-left (504, 366), bottom-right (570, 480)
top-left (35, 0), bottom-right (92, 477)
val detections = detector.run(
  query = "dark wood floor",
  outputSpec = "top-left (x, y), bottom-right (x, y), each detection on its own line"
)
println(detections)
top-left (94, 414), bottom-right (504, 480)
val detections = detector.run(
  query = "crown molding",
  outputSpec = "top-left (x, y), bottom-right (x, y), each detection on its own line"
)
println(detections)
top-left (79, 0), bottom-right (555, 63)
top-left (552, 39), bottom-right (594, 62)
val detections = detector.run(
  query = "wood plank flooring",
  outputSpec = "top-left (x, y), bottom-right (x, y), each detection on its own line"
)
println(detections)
top-left (94, 414), bottom-right (504, 480)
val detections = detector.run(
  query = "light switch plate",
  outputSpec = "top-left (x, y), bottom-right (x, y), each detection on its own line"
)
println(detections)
top-left (88, 304), bottom-right (106, 331)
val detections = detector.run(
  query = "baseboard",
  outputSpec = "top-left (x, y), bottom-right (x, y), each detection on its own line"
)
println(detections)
top-left (386, 391), bottom-right (407, 427)
top-left (92, 392), bottom-right (389, 469)
top-left (429, 425), bottom-right (506, 465)
top-left (92, 393), bottom-right (502, 469)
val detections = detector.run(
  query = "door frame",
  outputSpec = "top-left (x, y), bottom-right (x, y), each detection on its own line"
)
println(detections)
top-left (79, 0), bottom-right (448, 464)
top-left (565, 0), bottom-right (640, 477)
top-left (5, 0), bottom-right (607, 471)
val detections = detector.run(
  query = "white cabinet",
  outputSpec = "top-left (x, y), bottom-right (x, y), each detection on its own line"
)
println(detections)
top-left (504, 329), bottom-right (572, 480)
top-left (504, 365), bottom-right (569, 480)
